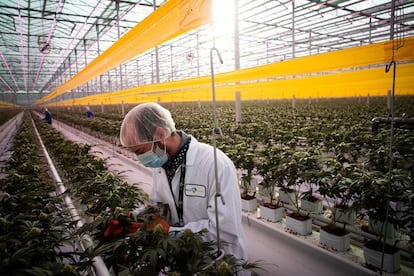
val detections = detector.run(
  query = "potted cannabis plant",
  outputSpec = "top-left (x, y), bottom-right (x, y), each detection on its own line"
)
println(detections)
top-left (317, 145), bottom-right (363, 252)
top-left (298, 146), bottom-right (323, 214)
top-left (80, 205), bottom-right (261, 275)
top-left (282, 148), bottom-right (313, 236)
top-left (359, 127), bottom-right (414, 273)
top-left (256, 144), bottom-right (285, 222)
top-left (234, 143), bottom-right (258, 212)
top-left (357, 168), bottom-right (401, 273)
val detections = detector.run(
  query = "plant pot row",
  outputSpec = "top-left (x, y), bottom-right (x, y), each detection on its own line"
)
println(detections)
top-left (241, 197), bottom-right (401, 273)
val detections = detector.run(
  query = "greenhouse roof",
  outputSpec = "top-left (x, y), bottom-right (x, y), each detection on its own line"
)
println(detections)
top-left (0, 0), bottom-right (413, 106)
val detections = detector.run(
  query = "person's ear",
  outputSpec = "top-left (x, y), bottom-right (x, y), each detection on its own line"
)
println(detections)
top-left (154, 127), bottom-right (167, 141)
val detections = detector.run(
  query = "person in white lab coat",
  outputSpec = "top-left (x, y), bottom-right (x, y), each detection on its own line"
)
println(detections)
top-left (119, 102), bottom-right (247, 261)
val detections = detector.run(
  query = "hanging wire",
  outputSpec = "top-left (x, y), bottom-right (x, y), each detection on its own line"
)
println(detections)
top-left (210, 46), bottom-right (225, 259)
top-left (380, 1), bottom-right (405, 274)
top-left (207, 0), bottom-right (227, 261)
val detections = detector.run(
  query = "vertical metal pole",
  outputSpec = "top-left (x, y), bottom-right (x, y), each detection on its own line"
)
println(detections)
top-left (234, 0), bottom-right (241, 120)
top-left (369, 17), bottom-right (372, 44)
top-left (155, 47), bottom-right (160, 83)
top-left (390, 0), bottom-right (395, 41)
top-left (151, 54), bottom-right (154, 84)
top-left (309, 30), bottom-right (312, 55)
top-left (266, 40), bottom-right (269, 63)
top-left (235, 91), bottom-right (241, 123)
top-left (124, 64), bottom-right (128, 87)
top-left (83, 39), bottom-right (89, 95)
top-left (96, 24), bottom-right (103, 92)
top-left (68, 56), bottom-right (72, 99)
top-left (114, 68), bottom-right (118, 90)
top-left (74, 49), bottom-right (79, 94)
top-left (107, 72), bottom-right (111, 91)
top-left (234, 0), bottom-right (240, 71)
top-left (170, 45), bottom-right (173, 80)
top-left (136, 59), bottom-right (140, 86)
top-left (196, 34), bottom-right (200, 77)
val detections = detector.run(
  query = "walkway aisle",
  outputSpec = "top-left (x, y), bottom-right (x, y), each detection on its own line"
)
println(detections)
top-left (50, 119), bottom-right (152, 195)
top-left (0, 113), bottom-right (23, 179)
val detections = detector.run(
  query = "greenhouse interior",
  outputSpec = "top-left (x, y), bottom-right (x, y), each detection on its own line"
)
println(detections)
top-left (0, 0), bottom-right (413, 275)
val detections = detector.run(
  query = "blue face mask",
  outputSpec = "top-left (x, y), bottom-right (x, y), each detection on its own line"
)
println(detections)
top-left (137, 144), bottom-right (168, 168)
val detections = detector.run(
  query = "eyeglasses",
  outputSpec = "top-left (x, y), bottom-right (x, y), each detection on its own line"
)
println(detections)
top-left (124, 138), bottom-right (161, 149)
top-left (128, 140), bottom-right (160, 156)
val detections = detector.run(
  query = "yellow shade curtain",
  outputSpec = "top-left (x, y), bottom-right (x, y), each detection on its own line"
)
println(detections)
top-left (52, 62), bottom-right (414, 107)
top-left (0, 100), bottom-right (17, 108)
top-left (221, 35), bottom-right (414, 83)
top-left (36, 0), bottom-right (212, 105)
top-left (46, 35), bottom-right (414, 107)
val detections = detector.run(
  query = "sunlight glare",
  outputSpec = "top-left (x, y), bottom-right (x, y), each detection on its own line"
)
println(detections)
top-left (212, 0), bottom-right (235, 37)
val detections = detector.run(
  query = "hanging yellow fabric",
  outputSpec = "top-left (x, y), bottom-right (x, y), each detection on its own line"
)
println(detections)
top-left (215, 35), bottom-right (414, 84)
top-left (50, 62), bottom-right (414, 107)
top-left (0, 100), bottom-right (18, 108)
top-left (36, 0), bottom-right (212, 105)
top-left (85, 35), bottom-right (414, 99)
top-left (44, 35), bottom-right (414, 107)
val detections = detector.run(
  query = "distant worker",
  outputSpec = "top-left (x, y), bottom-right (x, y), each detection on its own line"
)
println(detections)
top-left (43, 107), bottom-right (52, 124)
top-left (85, 106), bottom-right (94, 118)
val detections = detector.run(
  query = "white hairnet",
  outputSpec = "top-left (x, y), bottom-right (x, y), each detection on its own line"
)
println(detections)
top-left (120, 102), bottom-right (176, 147)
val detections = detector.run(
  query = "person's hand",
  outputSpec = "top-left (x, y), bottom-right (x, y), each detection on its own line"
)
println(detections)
top-left (104, 210), bottom-right (139, 238)
top-left (104, 219), bottom-right (145, 238)
top-left (146, 215), bottom-right (170, 234)
top-left (104, 218), bottom-right (124, 237)
top-left (125, 221), bottom-right (144, 233)
top-left (103, 211), bottom-right (169, 237)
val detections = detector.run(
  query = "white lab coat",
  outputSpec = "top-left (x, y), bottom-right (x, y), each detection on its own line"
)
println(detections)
top-left (150, 136), bottom-right (247, 260)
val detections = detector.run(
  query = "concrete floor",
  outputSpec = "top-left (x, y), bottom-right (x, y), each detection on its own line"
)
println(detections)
top-left (50, 119), bottom-right (390, 276)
